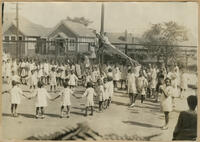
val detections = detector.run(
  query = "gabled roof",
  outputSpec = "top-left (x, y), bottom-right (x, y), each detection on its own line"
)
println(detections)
top-left (52, 32), bottom-right (69, 39)
top-left (47, 20), bottom-right (95, 38)
top-left (3, 13), bottom-right (51, 37)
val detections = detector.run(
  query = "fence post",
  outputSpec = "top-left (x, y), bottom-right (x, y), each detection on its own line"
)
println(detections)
top-left (125, 44), bottom-right (128, 55)
top-left (88, 42), bottom-right (91, 52)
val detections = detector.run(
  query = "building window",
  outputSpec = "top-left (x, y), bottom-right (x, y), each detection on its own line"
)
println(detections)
top-left (4, 36), bottom-right (9, 41)
top-left (69, 39), bottom-right (75, 47)
top-left (19, 36), bottom-right (23, 41)
top-left (11, 36), bottom-right (16, 41)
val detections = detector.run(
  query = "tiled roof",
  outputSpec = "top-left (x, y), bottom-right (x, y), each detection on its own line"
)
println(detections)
top-left (47, 20), bottom-right (95, 38)
top-left (62, 20), bottom-right (95, 38)
top-left (3, 13), bottom-right (51, 37)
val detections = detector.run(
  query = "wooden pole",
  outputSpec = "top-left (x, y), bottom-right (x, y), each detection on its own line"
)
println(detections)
top-left (16, 2), bottom-right (19, 58)
top-left (100, 3), bottom-right (104, 35)
top-left (100, 3), bottom-right (105, 67)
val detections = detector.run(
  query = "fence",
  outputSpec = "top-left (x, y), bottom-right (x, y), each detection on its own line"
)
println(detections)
top-left (3, 39), bottom-right (197, 67)
top-left (2, 39), bottom-right (93, 58)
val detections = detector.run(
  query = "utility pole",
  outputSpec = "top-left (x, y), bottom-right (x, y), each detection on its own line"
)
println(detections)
top-left (2, 2), bottom-right (4, 24)
top-left (100, 3), bottom-right (105, 66)
top-left (16, 2), bottom-right (19, 58)
top-left (100, 3), bottom-right (104, 35)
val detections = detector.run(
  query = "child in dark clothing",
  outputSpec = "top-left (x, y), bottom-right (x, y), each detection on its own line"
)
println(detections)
top-left (172, 95), bottom-right (197, 140)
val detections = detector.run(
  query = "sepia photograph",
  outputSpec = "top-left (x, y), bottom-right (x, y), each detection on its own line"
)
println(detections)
top-left (1, 2), bottom-right (198, 141)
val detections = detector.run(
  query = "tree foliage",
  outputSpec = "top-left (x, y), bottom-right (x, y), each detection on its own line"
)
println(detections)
top-left (66, 16), bottom-right (93, 27)
top-left (142, 21), bottom-right (188, 65)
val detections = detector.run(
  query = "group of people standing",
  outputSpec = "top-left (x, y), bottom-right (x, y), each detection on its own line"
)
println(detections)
top-left (2, 51), bottom-right (197, 140)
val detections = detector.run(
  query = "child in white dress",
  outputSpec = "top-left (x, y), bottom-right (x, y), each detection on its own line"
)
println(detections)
top-left (103, 77), bottom-right (110, 109)
top-left (96, 79), bottom-right (105, 112)
top-left (159, 77), bottom-right (174, 130)
top-left (127, 68), bottom-right (137, 107)
top-left (30, 81), bottom-right (52, 119)
top-left (9, 80), bottom-right (29, 117)
top-left (113, 66), bottom-right (121, 90)
top-left (29, 70), bottom-right (38, 90)
top-left (12, 59), bottom-right (18, 75)
top-left (20, 60), bottom-right (27, 84)
top-left (75, 63), bottom-right (82, 79)
top-left (43, 60), bottom-right (50, 85)
top-left (60, 63), bottom-right (66, 87)
top-left (50, 67), bottom-right (57, 92)
top-left (106, 76), bottom-right (114, 107)
top-left (82, 82), bottom-right (96, 116)
top-left (68, 70), bottom-right (78, 89)
top-left (135, 70), bottom-right (148, 104)
top-left (150, 66), bottom-right (157, 98)
top-left (53, 82), bottom-right (73, 118)
top-left (85, 71), bottom-right (92, 87)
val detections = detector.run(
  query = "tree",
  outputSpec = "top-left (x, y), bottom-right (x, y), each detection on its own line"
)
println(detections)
top-left (142, 21), bottom-right (188, 65)
top-left (66, 16), bottom-right (93, 27)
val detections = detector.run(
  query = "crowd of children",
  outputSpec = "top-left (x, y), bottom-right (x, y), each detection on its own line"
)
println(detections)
top-left (2, 53), bottom-right (190, 122)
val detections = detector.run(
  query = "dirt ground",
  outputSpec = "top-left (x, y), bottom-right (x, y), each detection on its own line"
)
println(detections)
top-left (1, 74), bottom-right (197, 141)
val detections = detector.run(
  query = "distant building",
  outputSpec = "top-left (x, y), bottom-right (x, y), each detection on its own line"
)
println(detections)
top-left (3, 14), bottom-right (96, 57)
top-left (46, 19), bottom-right (96, 56)
top-left (3, 13), bottom-right (51, 57)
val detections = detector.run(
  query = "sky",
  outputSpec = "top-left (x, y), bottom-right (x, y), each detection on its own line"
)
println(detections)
top-left (4, 2), bottom-right (198, 39)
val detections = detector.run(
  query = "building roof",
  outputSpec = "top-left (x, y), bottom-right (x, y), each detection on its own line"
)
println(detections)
top-left (3, 13), bottom-right (51, 37)
top-left (47, 20), bottom-right (95, 38)
top-left (52, 32), bottom-right (69, 39)
top-left (106, 32), bottom-right (134, 44)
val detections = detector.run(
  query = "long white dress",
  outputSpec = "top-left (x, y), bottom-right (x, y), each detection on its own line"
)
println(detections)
top-left (30, 72), bottom-right (38, 86)
top-left (43, 63), bottom-right (50, 77)
top-left (150, 68), bottom-right (157, 89)
top-left (136, 76), bottom-right (148, 96)
top-left (104, 82), bottom-right (109, 100)
top-left (127, 73), bottom-right (137, 94)
top-left (83, 88), bottom-right (96, 106)
top-left (12, 60), bottom-right (18, 75)
top-left (6, 62), bottom-right (12, 77)
top-left (75, 64), bottom-right (82, 78)
top-left (160, 85), bottom-right (173, 112)
top-left (180, 73), bottom-right (188, 90)
top-left (113, 67), bottom-right (121, 81)
top-left (50, 71), bottom-right (57, 86)
top-left (68, 74), bottom-right (78, 86)
top-left (91, 71), bottom-right (98, 83)
top-left (107, 81), bottom-right (114, 98)
top-left (34, 88), bottom-right (51, 107)
top-left (96, 85), bottom-right (105, 101)
top-left (10, 86), bottom-right (23, 104)
top-left (59, 88), bottom-right (73, 106)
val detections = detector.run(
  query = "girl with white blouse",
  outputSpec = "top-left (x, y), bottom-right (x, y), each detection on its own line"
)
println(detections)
top-left (9, 80), bottom-right (29, 117)
top-left (29, 81), bottom-right (52, 119)
top-left (159, 77), bottom-right (174, 130)
top-left (82, 82), bottom-right (96, 116)
top-left (53, 82), bottom-right (74, 118)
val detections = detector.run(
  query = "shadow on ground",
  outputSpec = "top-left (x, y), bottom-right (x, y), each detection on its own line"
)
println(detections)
top-left (123, 120), bottom-right (161, 128)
